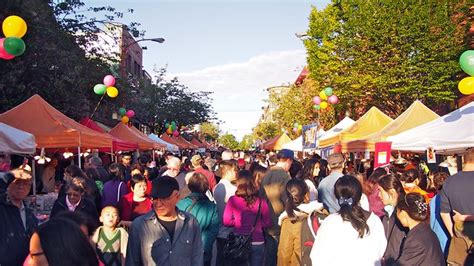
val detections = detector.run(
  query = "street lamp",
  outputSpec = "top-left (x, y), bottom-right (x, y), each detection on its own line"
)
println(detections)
top-left (121, 37), bottom-right (165, 78)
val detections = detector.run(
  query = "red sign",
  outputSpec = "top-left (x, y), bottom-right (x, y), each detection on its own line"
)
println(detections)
top-left (374, 142), bottom-right (392, 168)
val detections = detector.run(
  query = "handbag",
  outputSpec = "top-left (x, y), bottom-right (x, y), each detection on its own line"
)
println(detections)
top-left (224, 199), bottom-right (262, 263)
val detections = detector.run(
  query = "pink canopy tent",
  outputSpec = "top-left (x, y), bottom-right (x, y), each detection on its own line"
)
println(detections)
top-left (80, 117), bottom-right (138, 151)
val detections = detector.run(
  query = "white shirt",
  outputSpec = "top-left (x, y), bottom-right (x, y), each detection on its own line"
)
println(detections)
top-left (310, 212), bottom-right (386, 265)
top-left (213, 179), bottom-right (237, 238)
top-left (278, 201), bottom-right (323, 225)
top-left (305, 179), bottom-right (318, 202)
top-left (66, 196), bottom-right (81, 212)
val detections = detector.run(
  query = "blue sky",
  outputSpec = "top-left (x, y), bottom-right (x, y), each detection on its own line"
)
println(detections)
top-left (84, 0), bottom-right (330, 139)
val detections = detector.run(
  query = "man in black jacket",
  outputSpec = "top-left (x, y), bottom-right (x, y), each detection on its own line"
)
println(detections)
top-left (0, 169), bottom-right (38, 266)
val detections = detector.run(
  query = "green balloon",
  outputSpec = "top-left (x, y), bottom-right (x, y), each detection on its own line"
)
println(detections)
top-left (313, 104), bottom-right (321, 110)
top-left (324, 87), bottom-right (333, 97)
top-left (460, 50), bottom-right (474, 76)
top-left (3, 37), bottom-right (25, 56)
top-left (93, 84), bottom-right (107, 95)
top-left (119, 107), bottom-right (126, 116)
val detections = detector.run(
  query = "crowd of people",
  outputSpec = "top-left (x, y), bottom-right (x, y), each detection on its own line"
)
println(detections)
top-left (0, 147), bottom-right (473, 266)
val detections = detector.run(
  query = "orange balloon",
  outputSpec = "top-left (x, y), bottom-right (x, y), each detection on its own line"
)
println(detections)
top-left (121, 116), bottom-right (129, 124)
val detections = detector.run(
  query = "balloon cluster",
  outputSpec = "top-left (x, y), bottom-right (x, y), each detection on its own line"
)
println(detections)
top-left (281, 128), bottom-right (289, 135)
top-left (459, 50), bottom-right (474, 95)
top-left (165, 121), bottom-right (180, 137)
top-left (292, 122), bottom-right (303, 133)
top-left (0, 16), bottom-right (28, 60)
top-left (93, 75), bottom-right (119, 98)
top-left (119, 107), bottom-right (135, 124)
top-left (312, 87), bottom-right (339, 111)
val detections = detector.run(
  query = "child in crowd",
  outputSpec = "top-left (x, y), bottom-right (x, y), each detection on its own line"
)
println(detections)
top-left (400, 169), bottom-right (431, 203)
top-left (92, 206), bottom-right (128, 266)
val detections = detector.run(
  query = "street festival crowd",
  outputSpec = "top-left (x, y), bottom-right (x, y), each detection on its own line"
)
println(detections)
top-left (0, 147), bottom-right (473, 266)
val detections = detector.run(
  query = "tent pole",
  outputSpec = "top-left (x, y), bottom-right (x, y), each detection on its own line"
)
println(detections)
top-left (111, 147), bottom-right (113, 165)
top-left (32, 158), bottom-right (37, 216)
top-left (78, 146), bottom-right (81, 169)
top-left (152, 149), bottom-right (155, 161)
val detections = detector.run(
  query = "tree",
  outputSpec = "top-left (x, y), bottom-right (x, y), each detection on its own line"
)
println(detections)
top-left (252, 122), bottom-right (279, 141)
top-left (218, 133), bottom-right (239, 150)
top-left (129, 68), bottom-right (215, 133)
top-left (304, 1), bottom-right (470, 119)
top-left (200, 122), bottom-right (220, 141)
top-left (238, 134), bottom-right (254, 150)
top-left (0, 0), bottom-right (140, 121)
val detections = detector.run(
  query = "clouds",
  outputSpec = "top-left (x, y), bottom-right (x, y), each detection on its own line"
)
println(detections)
top-left (169, 49), bottom-right (306, 140)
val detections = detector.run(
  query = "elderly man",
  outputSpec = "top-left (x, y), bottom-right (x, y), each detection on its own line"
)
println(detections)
top-left (0, 169), bottom-right (38, 265)
top-left (87, 155), bottom-right (110, 183)
top-left (126, 176), bottom-right (203, 265)
top-left (191, 155), bottom-right (216, 191)
top-left (162, 156), bottom-right (187, 191)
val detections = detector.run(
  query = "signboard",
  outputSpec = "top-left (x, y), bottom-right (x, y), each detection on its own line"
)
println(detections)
top-left (426, 147), bottom-right (436, 164)
top-left (302, 123), bottom-right (318, 149)
top-left (374, 142), bottom-right (392, 168)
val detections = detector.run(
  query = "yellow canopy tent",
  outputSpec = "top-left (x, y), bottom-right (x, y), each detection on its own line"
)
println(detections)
top-left (341, 100), bottom-right (440, 152)
top-left (318, 106), bottom-right (393, 148)
top-left (261, 133), bottom-right (292, 150)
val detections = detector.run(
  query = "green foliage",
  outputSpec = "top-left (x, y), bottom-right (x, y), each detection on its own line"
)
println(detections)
top-left (130, 69), bottom-right (215, 133)
top-left (238, 134), bottom-right (254, 150)
top-left (218, 133), bottom-right (239, 150)
top-left (304, 1), bottom-right (469, 119)
top-left (252, 122), bottom-right (279, 141)
top-left (200, 122), bottom-right (220, 141)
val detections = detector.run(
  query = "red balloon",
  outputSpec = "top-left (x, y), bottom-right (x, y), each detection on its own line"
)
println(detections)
top-left (0, 38), bottom-right (14, 60)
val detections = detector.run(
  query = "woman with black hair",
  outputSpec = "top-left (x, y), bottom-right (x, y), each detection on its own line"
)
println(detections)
top-left (102, 163), bottom-right (128, 208)
top-left (25, 217), bottom-right (98, 266)
top-left (377, 173), bottom-right (408, 265)
top-left (395, 193), bottom-right (445, 265)
top-left (310, 175), bottom-right (386, 265)
top-left (299, 159), bottom-right (320, 201)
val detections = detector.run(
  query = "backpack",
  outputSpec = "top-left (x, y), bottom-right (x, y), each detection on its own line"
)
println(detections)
top-left (300, 210), bottom-right (327, 266)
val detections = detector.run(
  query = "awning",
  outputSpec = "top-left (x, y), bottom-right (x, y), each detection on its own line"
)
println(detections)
top-left (0, 123), bottom-right (36, 154)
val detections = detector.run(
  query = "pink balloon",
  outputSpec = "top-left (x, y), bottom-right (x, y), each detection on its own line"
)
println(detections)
top-left (172, 130), bottom-right (179, 137)
top-left (103, 75), bottom-right (116, 87)
top-left (313, 96), bottom-right (321, 105)
top-left (0, 38), bottom-right (14, 60)
top-left (126, 110), bottom-right (135, 118)
top-left (328, 95), bottom-right (339, 104)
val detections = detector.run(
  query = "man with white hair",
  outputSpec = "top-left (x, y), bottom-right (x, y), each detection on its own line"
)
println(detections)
top-left (162, 156), bottom-right (187, 191)
top-left (88, 155), bottom-right (110, 183)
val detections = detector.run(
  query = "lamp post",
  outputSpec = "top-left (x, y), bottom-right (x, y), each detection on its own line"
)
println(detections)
top-left (120, 37), bottom-right (165, 78)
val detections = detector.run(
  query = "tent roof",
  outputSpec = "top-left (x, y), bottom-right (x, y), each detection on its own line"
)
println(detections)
top-left (388, 101), bottom-right (474, 153)
top-left (262, 134), bottom-right (292, 150)
top-left (0, 94), bottom-right (112, 148)
top-left (319, 107), bottom-right (393, 148)
top-left (0, 123), bottom-right (36, 154)
top-left (317, 117), bottom-right (355, 147)
top-left (148, 134), bottom-right (179, 152)
top-left (342, 101), bottom-right (440, 152)
top-left (282, 135), bottom-right (302, 151)
top-left (127, 126), bottom-right (166, 149)
top-left (80, 117), bottom-right (138, 151)
top-left (160, 134), bottom-right (183, 149)
top-left (177, 135), bottom-right (198, 149)
top-left (190, 137), bottom-right (206, 149)
top-left (109, 123), bottom-right (161, 150)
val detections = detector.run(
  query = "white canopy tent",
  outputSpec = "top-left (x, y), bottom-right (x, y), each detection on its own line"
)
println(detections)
top-left (148, 133), bottom-right (179, 152)
top-left (283, 128), bottom-right (327, 151)
top-left (388, 102), bottom-right (474, 153)
top-left (0, 122), bottom-right (36, 154)
top-left (317, 116), bottom-right (355, 147)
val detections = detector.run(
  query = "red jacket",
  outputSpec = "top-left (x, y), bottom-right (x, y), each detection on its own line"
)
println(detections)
top-left (195, 167), bottom-right (217, 191)
top-left (118, 193), bottom-right (152, 221)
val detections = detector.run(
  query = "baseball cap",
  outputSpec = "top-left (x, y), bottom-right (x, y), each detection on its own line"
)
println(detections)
top-left (327, 153), bottom-right (344, 168)
top-left (277, 149), bottom-right (294, 160)
top-left (151, 176), bottom-right (179, 199)
top-left (191, 154), bottom-right (203, 167)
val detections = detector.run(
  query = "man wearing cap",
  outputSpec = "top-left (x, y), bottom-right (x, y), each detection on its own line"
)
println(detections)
top-left (0, 169), bottom-right (38, 266)
top-left (318, 153), bottom-right (345, 214)
top-left (126, 176), bottom-right (204, 266)
top-left (260, 149), bottom-right (294, 265)
top-left (191, 154), bottom-right (217, 191)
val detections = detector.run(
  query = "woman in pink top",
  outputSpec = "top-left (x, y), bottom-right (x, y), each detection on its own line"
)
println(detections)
top-left (223, 170), bottom-right (272, 266)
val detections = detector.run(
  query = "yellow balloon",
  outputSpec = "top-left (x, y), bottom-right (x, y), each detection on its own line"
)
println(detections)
top-left (320, 101), bottom-right (328, 109)
top-left (319, 91), bottom-right (328, 100)
top-left (106, 86), bottom-right (119, 98)
top-left (2, 15), bottom-right (27, 38)
top-left (459, 77), bottom-right (474, 95)
top-left (121, 116), bottom-right (129, 124)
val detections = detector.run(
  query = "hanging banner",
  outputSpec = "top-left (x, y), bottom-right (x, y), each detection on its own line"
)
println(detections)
top-left (374, 142), bottom-right (392, 168)
top-left (426, 147), bottom-right (436, 164)
top-left (302, 123), bottom-right (318, 149)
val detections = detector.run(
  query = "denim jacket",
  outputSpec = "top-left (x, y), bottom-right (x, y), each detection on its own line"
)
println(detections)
top-left (125, 208), bottom-right (203, 266)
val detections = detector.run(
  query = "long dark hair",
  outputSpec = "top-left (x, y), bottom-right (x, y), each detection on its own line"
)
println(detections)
top-left (300, 158), bottom-right (320, 188)
top-left (108, 163), bottom-right (125, 182)
top-left (36, 217), bottom-right (98, 266)
top-left (335, 175), bottom-right (370, 238)
top-left (284, 179), bottom-right (309, 223)
top-left (235, 170), bottom-right (259, 206)
top-left (377, 173), bottom-right (406, 203)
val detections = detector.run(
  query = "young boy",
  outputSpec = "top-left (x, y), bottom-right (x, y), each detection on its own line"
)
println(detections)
top-left (92, 206), bottom-right (128, 266)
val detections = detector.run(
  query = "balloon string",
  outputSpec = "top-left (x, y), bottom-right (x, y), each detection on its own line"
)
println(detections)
top-left (90, 93), bottom-right (107, 119)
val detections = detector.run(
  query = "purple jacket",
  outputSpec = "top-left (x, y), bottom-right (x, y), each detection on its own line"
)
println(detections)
top-left (101, 180), bottom-right (128, 208)
top-left (223, 196), bottom-right (272, 242)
